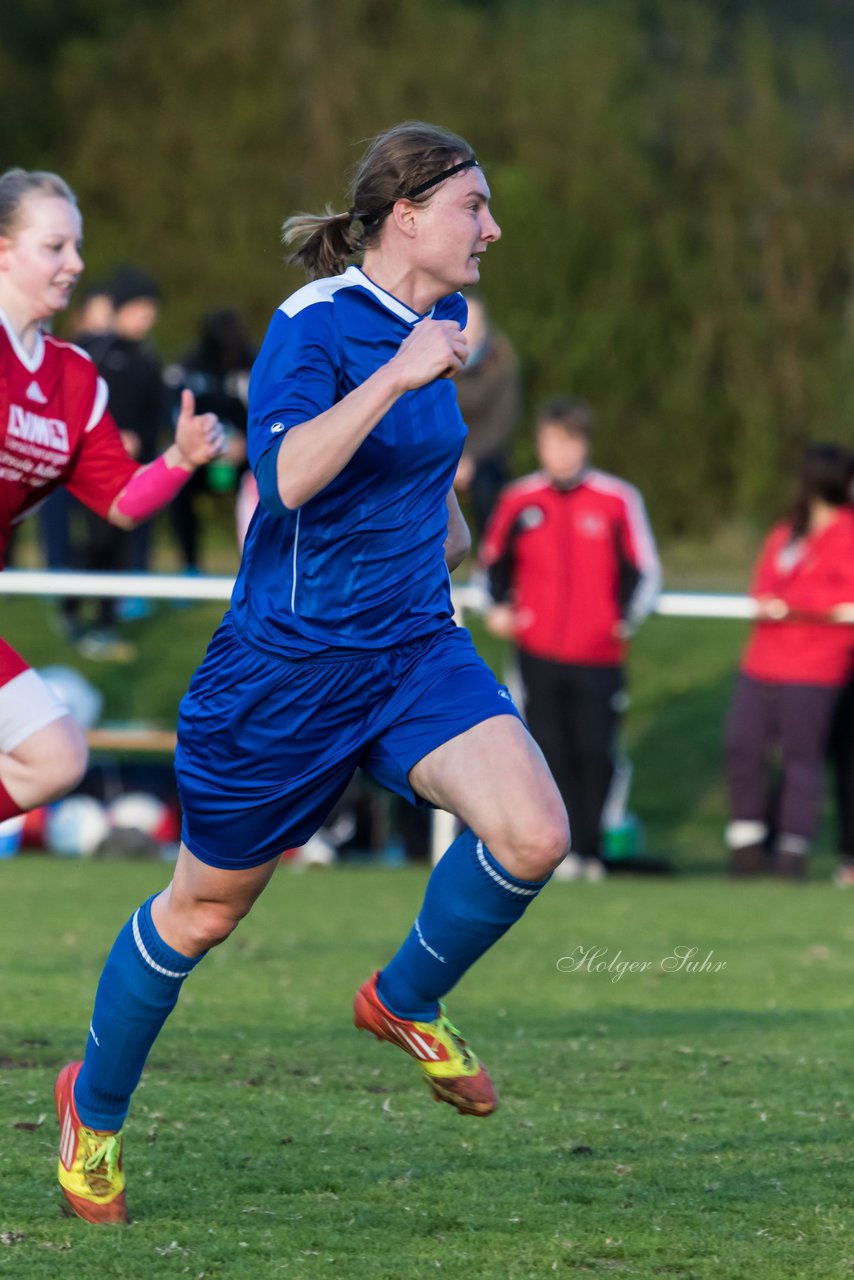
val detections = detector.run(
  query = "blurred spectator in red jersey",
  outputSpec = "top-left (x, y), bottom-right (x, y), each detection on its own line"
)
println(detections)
top-left (37, 281), bottom-right (115, 601)
top-left (480, 397), bottom-right (660, 881)
top-left (452, 294), bottom-right (520, 540)
top-left (725, 443), bottom-right (854, 879)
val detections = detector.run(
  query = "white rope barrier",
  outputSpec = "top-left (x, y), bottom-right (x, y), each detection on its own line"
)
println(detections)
top-left (0, 569), bottom-right (759, 619)
top-left (0, 569), bottom-right (235, 602)
top-left (0, 570), bottom-right (803, 864)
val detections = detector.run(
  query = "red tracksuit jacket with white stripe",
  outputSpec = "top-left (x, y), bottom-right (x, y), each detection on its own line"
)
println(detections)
top-left (480, 468), bottom-right (661, 665)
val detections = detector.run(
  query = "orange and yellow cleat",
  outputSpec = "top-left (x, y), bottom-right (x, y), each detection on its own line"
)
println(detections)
top-left (55, 1062), bottom-right (127, 1224)
top-left (354, 971), bottom-right (497, 1116)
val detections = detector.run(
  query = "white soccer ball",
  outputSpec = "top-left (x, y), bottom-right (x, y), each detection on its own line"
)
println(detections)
top-left (292, 833), bottom-right (336, 868)
top-left (47, 795), bottom-right (110, 858)
top-left (38, 665), bottom-right (103, 730)
top-left (107, 792), bottom-right (169, 839)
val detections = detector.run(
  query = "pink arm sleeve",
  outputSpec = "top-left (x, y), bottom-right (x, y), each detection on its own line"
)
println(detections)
top-left (114, 455), bottom-right (192, 522)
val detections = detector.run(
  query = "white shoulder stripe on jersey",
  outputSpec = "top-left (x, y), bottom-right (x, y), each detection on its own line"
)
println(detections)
top-left (500, 470), bottom-right (551, 499)
top-left (278, 264), bottom-right (433, 325)
top-left (84, 376), bottom-right (109, 433)
top-left (586, 469), bottom-right (662, 621)
top-left (279, 271), bottom-right (359, 318)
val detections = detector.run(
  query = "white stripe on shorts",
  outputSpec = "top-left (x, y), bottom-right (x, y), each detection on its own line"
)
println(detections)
top-left (0, 668), bottom-right (68, 754)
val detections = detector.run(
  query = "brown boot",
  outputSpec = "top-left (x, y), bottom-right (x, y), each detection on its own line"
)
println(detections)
top-left (726, 822), bottom-right (769, 877)
top-left (773, 851), bottom-right (808, 881)
top-left (773, 834), bottom-right (809, 880)
top-left (729, 844), bottom-right (766, 877)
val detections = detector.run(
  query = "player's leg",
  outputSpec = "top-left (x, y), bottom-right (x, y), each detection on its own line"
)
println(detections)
top-left (391, 713), bottom-right (567, 986)
top-left (356, 714), bottom-right (566, 1115)
top-left (356, 627), bottom-right (568, 1113)
top-left (1, 717), bottom-right (88, 815)
top-left (0, 640), bottom-right (88, 817)
top-left (409, 711), bottom-right (568, 878)
top-left (58, 617), bottom-right (367, 1218)
top-left (75, 842), bottom-right (281, 1127)
top-left (57, 844), bottom-right (280, 1223)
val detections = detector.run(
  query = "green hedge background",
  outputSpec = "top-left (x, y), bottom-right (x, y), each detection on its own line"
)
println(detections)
top-left (3, 0), bottom-right (852, 536)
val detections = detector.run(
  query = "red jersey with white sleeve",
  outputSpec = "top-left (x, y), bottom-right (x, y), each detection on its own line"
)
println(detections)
top-left (0, 312), bottom-right (139, 568)
top-left (480, 468), bottom-right (661, 665)
top-left (741, 510), bottom-right (854, 686)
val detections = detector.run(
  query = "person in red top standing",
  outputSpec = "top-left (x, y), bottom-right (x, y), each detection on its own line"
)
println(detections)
top-left (481, 396), bottom-right (660, 880)
top-left (0, 167), bottom-right (224, 824)
top-left (725, 443), bottom-right (854, 879)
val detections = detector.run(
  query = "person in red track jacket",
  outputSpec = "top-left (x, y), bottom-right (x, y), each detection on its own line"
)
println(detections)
top-left (0, 167), bottom-right (224, 825)
top-left (725, 443), bottom-right (854, 879)
top-left (480, 396), bottom-right (660, 880)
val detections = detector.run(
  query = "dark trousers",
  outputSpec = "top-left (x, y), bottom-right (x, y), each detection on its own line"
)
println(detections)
top-left (168, 469), bottom-right (206, 571)
top-left (470, 457), bottom-right (509, 540)
top-left (38, 487), bottom-right (76, 569)
top-left (828, 672), bottom-right (854, 858)
top-left (725, 673), bottom-right (840, 845)
top-left (65, 513), bottom-right (150, 630)
top-left (519, 652), bottom-right (622, 861)
top-left (65, 510), bottom-right (124, 629)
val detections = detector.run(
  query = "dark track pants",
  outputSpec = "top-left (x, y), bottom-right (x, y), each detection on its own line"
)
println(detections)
top-left (518, 652), bottom-right (622, 861)
top-left (724, 673), bottom-right (840, 846)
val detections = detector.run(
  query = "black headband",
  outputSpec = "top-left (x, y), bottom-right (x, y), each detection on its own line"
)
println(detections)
top-left (403, 157), bottom-right (479, 201)
top-left (353, 157), bottom-right (479, 226)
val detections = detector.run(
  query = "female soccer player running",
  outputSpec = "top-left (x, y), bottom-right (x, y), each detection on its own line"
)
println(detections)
top-left (58, 123), bottom-right (569, 1223)
top-left (0, 169), bottom-right (223, 822)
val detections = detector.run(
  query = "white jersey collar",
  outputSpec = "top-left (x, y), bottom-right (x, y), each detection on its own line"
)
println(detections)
top-left (344, 266), bottom-right (435, 324)
top-left (0, 307), bottom-right (45, 374)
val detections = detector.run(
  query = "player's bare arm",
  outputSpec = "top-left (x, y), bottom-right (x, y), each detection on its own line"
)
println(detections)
top-left (107, 389), bottom-right (224, 529)
top-left (276, 319), bottom-right (467, 510)
top-left (444, 487), bottom-right (471, 570)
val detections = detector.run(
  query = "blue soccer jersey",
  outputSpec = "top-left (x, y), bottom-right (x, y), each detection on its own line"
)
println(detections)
top-left (230, 266), bottom-right (468, 655)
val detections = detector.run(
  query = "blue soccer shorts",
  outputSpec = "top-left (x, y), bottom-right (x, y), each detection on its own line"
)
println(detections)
top-left (175, 615), bottom-right (521, 869)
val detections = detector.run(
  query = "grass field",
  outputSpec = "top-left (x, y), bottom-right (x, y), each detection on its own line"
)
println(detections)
top-left (1, 573), bottom-right (851, 1276)
top-left (4, 861), bottom-right (854, 1278)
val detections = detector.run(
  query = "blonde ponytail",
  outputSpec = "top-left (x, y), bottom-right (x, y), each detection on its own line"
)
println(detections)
top-left (282, 206), bottom-right (361, 281)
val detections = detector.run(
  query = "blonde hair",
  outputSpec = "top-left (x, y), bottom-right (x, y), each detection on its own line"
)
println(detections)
top-left (283, 121), bottom-right (476, 281)
top-left (0, 169), bottom-right (77, 237)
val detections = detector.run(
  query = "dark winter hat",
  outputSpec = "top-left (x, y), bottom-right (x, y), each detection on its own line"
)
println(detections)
top-left (109, 266), bottom-right (161, 309)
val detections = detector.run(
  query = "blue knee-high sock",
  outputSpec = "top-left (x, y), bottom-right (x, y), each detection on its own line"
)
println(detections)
top-left (377, 829), bottom-right (550, 1021)
top-left (74, 895), bottom-right (203, 1131)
